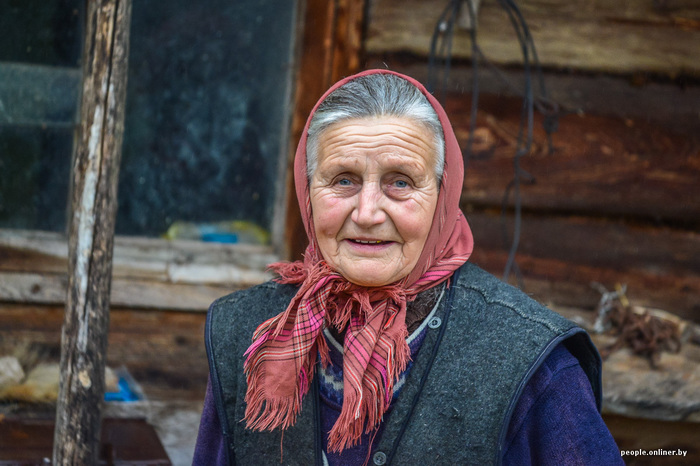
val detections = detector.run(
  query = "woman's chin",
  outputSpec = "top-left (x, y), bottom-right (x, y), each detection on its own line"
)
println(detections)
top-left (339, 266), bottom-right (408, 288)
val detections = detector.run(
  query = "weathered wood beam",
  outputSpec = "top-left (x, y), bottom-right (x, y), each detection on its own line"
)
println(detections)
top-left (439, 93), bottom-right (700, 223)
top-left (366, 0), bottom-right (700, 77)
top-left (285, 0), bottom-right (367, 260)
top-left (363, 61), bottom-right (700, 133)
top-left (54, 0), bottom-right (131, 463)
top-left (0, 230), bottom-right (275, 283)
top-left (470, 212), bottom-right (700, 277)
top-left (0, 272), bottom-right (238, 311)
top-left (0, 230), bottom-right (273, 310)
top-left (468, 210), bottom-right (700, 322)
top-left (0, 304), bottom-right (208, 401)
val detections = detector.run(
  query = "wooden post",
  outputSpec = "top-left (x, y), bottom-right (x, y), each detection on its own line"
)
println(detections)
top-left (284, 0), bottom-right (367, 261)
top-left (53, 0), bottom-right (131, 464)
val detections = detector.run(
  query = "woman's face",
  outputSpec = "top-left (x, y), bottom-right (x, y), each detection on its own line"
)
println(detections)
top-left (309, 117), bottom-right (439, 287)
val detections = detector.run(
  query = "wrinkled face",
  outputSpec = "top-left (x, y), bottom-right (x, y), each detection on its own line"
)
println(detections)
top-left (309, 117), bottom-right (439, 287)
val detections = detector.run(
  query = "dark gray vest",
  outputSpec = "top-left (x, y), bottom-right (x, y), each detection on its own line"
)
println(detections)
top-left (205, 262), bottom-right (601, 465)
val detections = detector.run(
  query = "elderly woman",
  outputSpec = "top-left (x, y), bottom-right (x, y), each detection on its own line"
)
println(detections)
top-left (194, 70), bottom-right (622, 465)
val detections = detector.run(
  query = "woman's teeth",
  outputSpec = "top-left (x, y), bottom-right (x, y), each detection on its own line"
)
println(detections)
top-left (354, 240), bottom-right (383, 244)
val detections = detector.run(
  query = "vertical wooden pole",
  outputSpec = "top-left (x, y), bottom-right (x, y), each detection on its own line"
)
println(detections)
top-left (284, 0), bottom-right (367, 261)
top-left (53, 0), bottom-right (131, 463)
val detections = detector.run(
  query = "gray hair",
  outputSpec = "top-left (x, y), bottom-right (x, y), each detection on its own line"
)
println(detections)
top-left (306, 73), bottom-right (445, 183)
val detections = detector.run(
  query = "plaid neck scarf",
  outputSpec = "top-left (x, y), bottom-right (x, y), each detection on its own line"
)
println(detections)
top-left (242, 70), bottom-right (473, 452)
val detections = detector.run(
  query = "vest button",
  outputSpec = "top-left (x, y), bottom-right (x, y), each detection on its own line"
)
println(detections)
top-left (428, 316), bottom-right (442, 329)
top-left (373, 451), bottom-right (387, 465)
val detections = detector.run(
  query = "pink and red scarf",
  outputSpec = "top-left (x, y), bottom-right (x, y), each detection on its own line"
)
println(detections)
top-left (243, 70), bottom-right (474, 452)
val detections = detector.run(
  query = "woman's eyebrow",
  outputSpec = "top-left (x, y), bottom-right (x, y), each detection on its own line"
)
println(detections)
top-left (378, 155), bottom-right (428, 172)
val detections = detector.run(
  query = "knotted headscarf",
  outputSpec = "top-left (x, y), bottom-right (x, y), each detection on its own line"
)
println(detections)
top-left (243, 70), bottom-right (474, 452)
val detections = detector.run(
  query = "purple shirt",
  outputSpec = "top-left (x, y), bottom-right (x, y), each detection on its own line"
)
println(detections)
top-left (193, 343), bottom-right (622, 465)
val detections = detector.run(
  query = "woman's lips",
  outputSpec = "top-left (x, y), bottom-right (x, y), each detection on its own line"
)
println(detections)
top-left (344, 238), bottom-right (395, 253)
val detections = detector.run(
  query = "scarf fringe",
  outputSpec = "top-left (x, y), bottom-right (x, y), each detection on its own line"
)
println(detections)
top-left (244, 390), bottom-right (302, 431)
top-left (327, 332), bottom-right (412, 452)
top-left (327, 391), bottom-right (378, 452)
top-left (244, 356), bottom-right (317, 431)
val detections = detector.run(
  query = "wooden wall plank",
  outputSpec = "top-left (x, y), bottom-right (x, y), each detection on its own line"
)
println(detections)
top-left (468, 211), bottom-right (700, 321)
top-left (363, 62), bottom-right (700, 133)
top-left (0, 230), bottom-right (274, 310)
top-left (438, 93), bottom-right (700, 223)
top-left (0, 304), bottom-right (208, 401)
top-left (367, 0), bottom-right (700, 77)
top-left (469, 211), bottom-right (700, 276)
top-left (0, 272), bottom-right (237, 311)
top-left (0, 230), bottom-right (275, 276)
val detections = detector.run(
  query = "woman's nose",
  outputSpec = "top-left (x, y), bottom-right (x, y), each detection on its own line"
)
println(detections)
top-left (352, 182), bottom-right (386, 227)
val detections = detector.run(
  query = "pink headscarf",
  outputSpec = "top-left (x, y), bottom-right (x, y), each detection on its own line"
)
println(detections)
top-left (243, 70), bottom-right (474, 452)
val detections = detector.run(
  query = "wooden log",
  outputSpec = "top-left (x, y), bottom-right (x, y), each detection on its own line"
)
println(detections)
top-left (468, 212), bottom-right (700, 276)
top-left (0, 271), bottom-right (243, 311)
top-left (366, 0), bottom-right (700, 77)
top-left (0, 230), bottom-right (273, 310)
top-left (437, 93), bottom-right (700, 223)
top-left (0, 229), bottom-right (275, 282)
top-left (54, 0), bottom-right (131, 464)
top-left (362, 60), bottom-right (700, 133)
top-left (468, 211), bottom-right (700, 322)
top-left (0, 304), bottom-right (208, 402)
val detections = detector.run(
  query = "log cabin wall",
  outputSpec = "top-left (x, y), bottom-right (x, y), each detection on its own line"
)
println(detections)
top-left (361, 0), bottom-right (700, 323)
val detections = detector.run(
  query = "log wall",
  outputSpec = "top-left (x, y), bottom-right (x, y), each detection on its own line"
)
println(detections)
top-left (0, 303), bottom-right (207, 401)
top-left (364, 0), bottom-right (700, 322)
top-left (367, 0), bottom-right (700, 77)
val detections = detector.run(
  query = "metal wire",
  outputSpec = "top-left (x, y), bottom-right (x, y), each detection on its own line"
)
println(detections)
top-left (427, 0), bottom-right (560, 287)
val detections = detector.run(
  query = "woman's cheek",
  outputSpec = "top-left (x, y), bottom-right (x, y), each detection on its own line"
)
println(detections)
top-left (392, 198), bottom-right (435, 238)
top-left (313, 195), bottom-right (350, 235)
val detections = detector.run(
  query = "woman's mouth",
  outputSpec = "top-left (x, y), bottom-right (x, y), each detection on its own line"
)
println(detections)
top-left (352, 239), bottom-right (385, 244)
top-left (344, 238), bottom-right (395, 254)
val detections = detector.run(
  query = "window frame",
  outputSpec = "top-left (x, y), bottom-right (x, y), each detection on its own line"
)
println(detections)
top-left (0, 0), bottom-right (366, 312)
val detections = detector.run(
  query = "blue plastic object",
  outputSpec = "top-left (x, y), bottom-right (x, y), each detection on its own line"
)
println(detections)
top-left (104, 376), bottom-right (141, 402)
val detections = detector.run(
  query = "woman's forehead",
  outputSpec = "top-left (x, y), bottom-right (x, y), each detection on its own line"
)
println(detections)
top-left (316, 117), bottom-right (437, 169)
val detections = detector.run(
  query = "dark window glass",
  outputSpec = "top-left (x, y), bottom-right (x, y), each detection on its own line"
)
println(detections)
top-left (0, 0), bottom-right (298, 245)
top-left (0, 0), bottom-right (83, 231)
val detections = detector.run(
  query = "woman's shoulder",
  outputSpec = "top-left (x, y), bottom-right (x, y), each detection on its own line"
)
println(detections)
top-left (211, 279), bottom-right (297, 309)
top-left (207, 279), bottom-right (299, 332)
top-left (453, 262), bottom-right (577, 335)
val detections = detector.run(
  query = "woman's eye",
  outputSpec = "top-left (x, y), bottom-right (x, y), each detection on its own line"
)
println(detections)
top-left (394, 179), bottom-right (409, 188)
top-left (337, 178), bottom-right (352, 186)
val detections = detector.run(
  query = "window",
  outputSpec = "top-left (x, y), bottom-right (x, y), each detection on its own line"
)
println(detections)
top-left (0, 0), bottom-right (303, 310)
top-left (1, 0), bottom-right (299, 246)
top-left (0, 0), bottom-right (82, 231)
